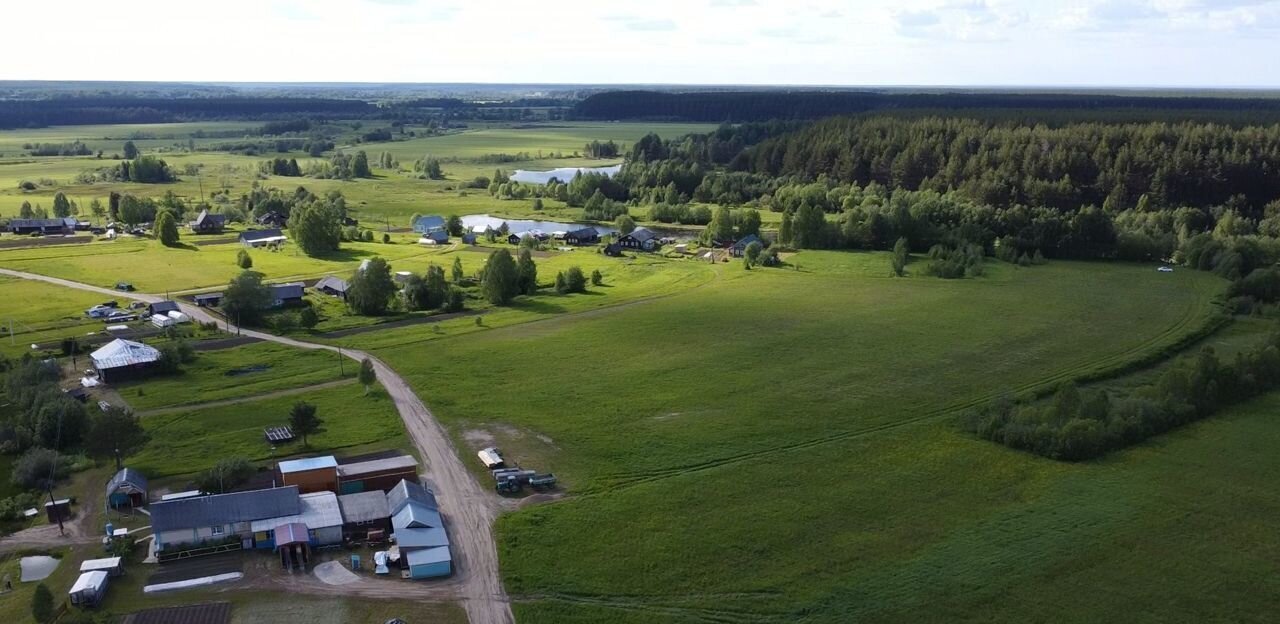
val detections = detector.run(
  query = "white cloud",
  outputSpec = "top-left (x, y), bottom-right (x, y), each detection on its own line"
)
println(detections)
top-left (0, 0), bottom-right (1276, 87)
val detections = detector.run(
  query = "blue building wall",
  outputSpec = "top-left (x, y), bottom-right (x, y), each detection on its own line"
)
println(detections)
top-left (408, 560), bottom-right (451, 578)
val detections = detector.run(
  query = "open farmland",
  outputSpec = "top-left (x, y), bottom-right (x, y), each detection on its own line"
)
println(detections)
top-left (364, 252), bottom-right (1250, 623)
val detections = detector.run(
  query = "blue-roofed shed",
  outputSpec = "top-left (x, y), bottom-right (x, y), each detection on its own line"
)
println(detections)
top-left (393, 503), bottom-right (442, 530)
top-left (395, 527), bottom-right (449, 548)
top-left (387, 479), bottom-right (437, 516)
top-left (106, 467), bottom-right (148, 508)
top-left (405, 545), bottom-right (452, 578)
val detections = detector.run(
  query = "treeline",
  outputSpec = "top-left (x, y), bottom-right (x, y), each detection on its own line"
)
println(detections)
top-left (573, 90), bottom-right (1280, 123)
top-left (730, 117), bottom-right (1280, 211)
top-left (0, 96), bottom-right (374, 129)
top-left (969, 335), bottom-right (1280, 461)
top-left (24, 141), bottom-right (92, 156)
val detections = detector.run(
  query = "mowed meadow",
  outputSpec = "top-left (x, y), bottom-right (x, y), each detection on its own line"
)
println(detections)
top-left (368, 252), bottom-right (1265, 623)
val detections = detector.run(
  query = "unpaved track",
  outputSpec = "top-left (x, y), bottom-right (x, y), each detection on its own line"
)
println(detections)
top-left (0, 268), bottom-right (513, 624)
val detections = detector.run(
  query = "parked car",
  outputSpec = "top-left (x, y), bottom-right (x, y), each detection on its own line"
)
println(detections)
top-left (128, 301), bottom-right (147, 310)
top-left (104, 312), bottom-right (137, 323)
top-left (86, 305), bottom-right (115, 319)
top-left (114, 282), bottom-right (135, 292)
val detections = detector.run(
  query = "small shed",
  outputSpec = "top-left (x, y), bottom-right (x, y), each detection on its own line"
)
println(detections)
top-left (404, 545), bottom-right (452, 579)
top-left (240, 229), bottom-right (287, 248)
top-left (193, 292), bottom-right (224, 307)
top-left (269, 283), bottom-right (305, 308)
top-left (273, 522), bottom-right (311, 571)
top-left (45, 498), bottom-right (72, 523)
top-left (279, 456), bottom-right (339, 494)
top-left (418, 230), bottom-right (449, 245)
top-left (69, 570), bottom-right (109, 607)
top-left (338, 490), bottom-right (392, 538)
top-left (461, 233), bottom-right (478, 245)
top-left (477, 447), bottom-right (504, 469)
top-left (603, 242), bottom-right (625, 257)
top-left (315, 276), bottom-right (349, 299)
top-left (147, 301), bottom-right (180, 317)
top-left (79, 557), bottom-right (124, 577)
top-left (106, 467), bottom-right (148, 509)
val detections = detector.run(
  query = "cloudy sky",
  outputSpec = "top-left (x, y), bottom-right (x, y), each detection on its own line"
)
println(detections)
top-left (6, 0), bottom-right (1279, 87)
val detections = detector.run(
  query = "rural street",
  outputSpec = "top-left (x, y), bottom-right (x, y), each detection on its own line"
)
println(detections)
top-left (0, 268), bottom-right (514, 624)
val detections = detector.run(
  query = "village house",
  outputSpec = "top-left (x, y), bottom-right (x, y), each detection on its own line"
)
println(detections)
top-left (150, 486), bottom-right (301, 553)
top-left (105, 467), bottom-right (148, 509)
top-left (730, 234), bottom-right (764, 258)
top-left (618, 227), bottom-right (662, 251)
top-left (564, 226), bottom-right (600, 246)
top-left (315, 276), bottom-right (350, 299)
top-left (256, 211), bottom-right (287, 227)
top-left (90, 339), bottom-right (162, 383)
top-left (188, 209), bottom-right (226, 234)
top-left (8, 217), bottom-right (75, 236)
top-left (412, 215), bottom-right (447, 234)
top-left (269, 283), bottom-right (306, 308)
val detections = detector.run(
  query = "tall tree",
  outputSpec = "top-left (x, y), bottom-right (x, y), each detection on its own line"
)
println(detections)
top-left (83, 407), bottom-right (149, 471)
top-left (288, 401), bottom-right (322, 446)
top-left (222, 270), bottom-right (272, 325)
top-left (891, 237), bottom-right (909, 277)
top-left (347, 257), bottom-right (397, 315)
top-left (155, 211), bottom-right (180, 246)
top-left (288, 201), bottom-right (342, 256)
top-left (89, 198), bottom-right (105, 223)
top-left (122, 140), bottom-right (138, 159)
top-left (357, 358), bottom-right (377, 395)
top-left (446, 214), bottom-right (464, 236)
top-left (481, 249), bottom-right (520, 305)
top-left (517, 248), bottom-right (538, 295)
top-left (451, 256), bottom-right (464, 283)
top-left (352, 151), bottom-right (372, 178)
top-left (615, 213), bottom-right (636, 235)
top-left (51, 192), bottom-right (72, 218)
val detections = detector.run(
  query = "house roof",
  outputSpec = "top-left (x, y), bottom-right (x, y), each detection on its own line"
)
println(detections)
top-left (270, 283), bottom-right (306, 300)
top-left (79, 557), bottom-right (122, 573)
top-left (421, 230), bottom-right (449, 242)
top-left (193, 292), bottom-right (223, 302)
top-left (279, 456), bottom-right (337, 474)
top-left (405, 544), bottom-right (452, 566)
top-left (395, 527), bottom-right (449, 549)
top-left (566, 226), bottom-right (598, 238)
top-left (413, 215), bottom-right (446, 230)
top-left (338, 490), bottom-right (391, 524)
top-left (256, 211), bottom-right (285, 223)
top-left (106, 467), bottom-right (147, 497)
top-left (338, 455), bottom-right (418, 479)
top-left (315, 276), bottom-right (349, 293)
top-left (240, 228), bottom-right (284, 242)
top-left (733, 234), bottom-right (762, 248)
top-left (251, 491), bottom-right (343, 532)
top-left (392, 502), bottom-right (443, 530)
top-left (192, 210), bottom-right (226, 226)
top-left (273, 522), bottom-right (310, 547)
top-left (387, 479), bottom-right (437, 516)
top-left (90, 339), bottom-right (161, 370)
top-left (150, 486), bottom-right (300, 533)
top-left (624, 227), bottom-right (659, 242)
top-left (149, 301), bottom-right (180, 314)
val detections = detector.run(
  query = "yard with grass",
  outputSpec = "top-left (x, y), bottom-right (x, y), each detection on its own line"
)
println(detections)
top-left (127, 383), bottom-right (406, 479)
top-left (114, 342), bottom-right (352, 411)
top-left (361, 251), bottom-right (1262, 623)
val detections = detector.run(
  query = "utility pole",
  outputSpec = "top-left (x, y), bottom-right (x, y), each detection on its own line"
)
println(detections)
top-left (338, 347), bottom-right (344, 376)
top-left (46, 487), bottom-right (63, 537)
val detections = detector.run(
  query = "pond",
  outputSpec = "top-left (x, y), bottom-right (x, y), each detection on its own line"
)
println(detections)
top-left (459, 215), bottom-right (699, 242)
top-left (509, 164), bottom-right (621, 185)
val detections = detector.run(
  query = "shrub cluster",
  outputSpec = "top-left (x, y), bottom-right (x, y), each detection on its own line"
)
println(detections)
top-left (970, 335), bottom-right (1280, 460)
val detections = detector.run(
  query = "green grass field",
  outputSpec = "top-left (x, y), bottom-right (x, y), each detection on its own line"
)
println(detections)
top-left (127, 383), bottom-right (406, 478)
top-left (363, 251), bottom-right (1251, 623)
top-left (0, 275), bottom-right (109, 357)
top-left (114, 342), bottom-right (352, 411)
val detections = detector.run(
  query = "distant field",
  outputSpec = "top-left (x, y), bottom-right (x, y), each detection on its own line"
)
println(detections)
top-left (127, 382), bottom-right (406, 478)
top-left (368, 252), bottom-right (1241, 623)
top-left (0, 274), bottom-right (111, 357)
top-left (0, 121), bottom-right (714, 225)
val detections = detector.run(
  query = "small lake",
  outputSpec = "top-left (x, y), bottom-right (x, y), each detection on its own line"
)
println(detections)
top-left (459, 215), bottom-right (698, 242)
top-left (509, 164), bottom-right (621, 185)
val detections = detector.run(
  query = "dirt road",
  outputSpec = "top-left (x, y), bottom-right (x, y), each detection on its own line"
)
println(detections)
top-left (0, 268), bottom-right (514, 624)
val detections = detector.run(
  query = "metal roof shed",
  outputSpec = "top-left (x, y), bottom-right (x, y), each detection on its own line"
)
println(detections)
top-left (338, 490), bottom-right (391, 525)
top-left (392, 502), bottom-right (443, 530)
top-left (150, 486), bottom-right (301, 535)
top-left (69, 570), bottom-right (109, 606)
top-left (387, 479), bottom-right (437, 516)
top-left (394, 526), bottom-right (449, 548)
top-left (404, 545), bottom-right (452, 578)
top-left (106, 467), bottom-right (148, 508)
top-left (279, 456), bottom-right (338, 474)
top-left (79, 557), bottom-right (124, 577)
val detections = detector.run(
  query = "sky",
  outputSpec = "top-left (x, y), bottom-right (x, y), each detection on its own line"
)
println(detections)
top-left (3, 0), bottom-right (1279, 88)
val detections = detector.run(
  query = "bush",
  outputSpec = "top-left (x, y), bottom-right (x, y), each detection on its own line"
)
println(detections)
top-left (196, 457), bottom-right (256, 494)
top-left (236, 249), bottom-right (253, 269)
top-left (591, 269), bottom-right (603, 286)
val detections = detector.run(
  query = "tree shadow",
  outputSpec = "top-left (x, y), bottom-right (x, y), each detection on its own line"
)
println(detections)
top-left (511, 298), bottom-right (568, 316)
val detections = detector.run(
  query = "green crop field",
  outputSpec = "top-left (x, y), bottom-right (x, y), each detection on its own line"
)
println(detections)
top-left (0, 275), bottom-right (109, 356)
top-left (114, 342), bottom-right (352, 411)
top-left (127, 382), bottom-right (406, 478)
top-left (362, 251), bottom-right (1254, 623)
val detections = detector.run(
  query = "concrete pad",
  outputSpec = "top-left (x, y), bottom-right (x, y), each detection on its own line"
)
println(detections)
top-left (313, 560), bottom-right (360, 586)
